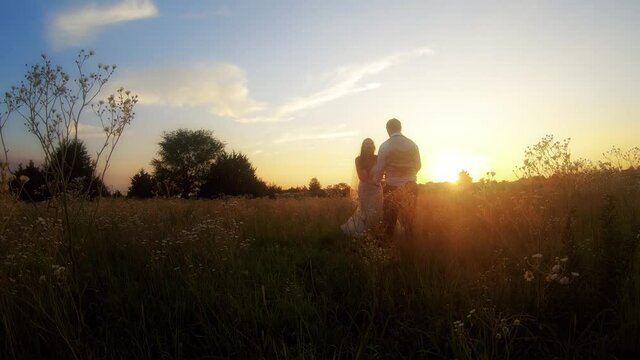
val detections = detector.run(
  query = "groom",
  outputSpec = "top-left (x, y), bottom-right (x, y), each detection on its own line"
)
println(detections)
top-left (373, 118), bottom-right (422, 239)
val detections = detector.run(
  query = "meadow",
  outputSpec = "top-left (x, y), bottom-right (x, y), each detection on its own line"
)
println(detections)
top-left (1, 171), bottom-right (639, 359)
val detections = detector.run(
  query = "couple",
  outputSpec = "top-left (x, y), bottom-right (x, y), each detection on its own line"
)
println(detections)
top-left (341, 118), bottom-right (421, 239)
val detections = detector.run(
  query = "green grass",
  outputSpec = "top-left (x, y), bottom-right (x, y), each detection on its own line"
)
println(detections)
top-left (1, 174), bottom-right (639, 359)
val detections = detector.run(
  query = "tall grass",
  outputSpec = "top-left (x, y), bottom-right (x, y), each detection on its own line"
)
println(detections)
top-left (0, 172), bottom-right (639, 359)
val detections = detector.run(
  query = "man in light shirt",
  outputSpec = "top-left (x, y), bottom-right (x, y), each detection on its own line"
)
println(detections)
top-left (373, 118), bottom-right (422, 239)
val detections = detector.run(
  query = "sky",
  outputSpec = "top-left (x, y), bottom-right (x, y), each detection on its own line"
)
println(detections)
top-left (1, 0), bottom-right (639, 191)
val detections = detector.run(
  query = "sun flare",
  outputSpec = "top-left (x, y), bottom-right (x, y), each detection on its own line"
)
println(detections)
top-left (422, 151), bottom-right (490, 183)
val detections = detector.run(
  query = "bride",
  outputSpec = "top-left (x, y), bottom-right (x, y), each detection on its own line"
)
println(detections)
top-left (341, 138), bottom-right (383, 237)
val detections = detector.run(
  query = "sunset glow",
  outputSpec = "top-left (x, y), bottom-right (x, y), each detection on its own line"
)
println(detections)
top-left (0, 1), bottom-right (639, 190)
top-left (422, 151), bottom-right (490, 183)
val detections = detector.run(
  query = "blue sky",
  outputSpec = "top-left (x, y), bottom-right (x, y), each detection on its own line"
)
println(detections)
top-left (1, 0), bottom-right (639, 190)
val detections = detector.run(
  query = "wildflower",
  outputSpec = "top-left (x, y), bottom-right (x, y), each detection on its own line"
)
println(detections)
top-left (524, 270), bottom-right (535, 282)
top-left (549, 273), bottom-right (559, 281)
top-left (560, 257), bottom-right (569, 262)
top-left (53, 265), bottom-right (66, 279)
top-left (39, 275), bottom-right (46, 282)
top-left (495, 333), bottom-right (502, 340)
top-left (19, 175), bottom-right (30, 183)
top-left (514, 319), bottom-right (520, 326)
top-left (558, 276), bottom-right (570, 285)
top-left (571, 272), bottom-right (580, 277)
top-left (532, 253), bottom-right (543, 259)
top-left (469, 309), bottom-right (476, 314)
top-left (551, 264), bottom-right (561, 273)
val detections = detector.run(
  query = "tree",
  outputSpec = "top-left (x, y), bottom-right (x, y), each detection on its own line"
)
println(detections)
top-left (308, 177), bottom-right (325, 197)
top-left (325, 183), bottom-right (350, 197)
top-left (199, 151), bottom-right (268, 198)
top-left (151, 129), bottom-right (224, 199)
top-left (47, 139), bottom-right (107, 197)
top-left (127, 169), bottom-right (155, 199)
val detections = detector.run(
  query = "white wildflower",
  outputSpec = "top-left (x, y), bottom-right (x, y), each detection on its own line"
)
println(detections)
top-left (19, 175), bottom-right (30, 184)
top-left (571, 272), bottom-right (580, 277)
top-left (524, 270), bottom-right (535, 282)
top-left (532, 253), bottom-right (543, 259)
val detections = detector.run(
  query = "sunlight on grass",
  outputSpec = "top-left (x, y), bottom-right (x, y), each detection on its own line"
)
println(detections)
top-left (1, 168), bottom-right (639, 358)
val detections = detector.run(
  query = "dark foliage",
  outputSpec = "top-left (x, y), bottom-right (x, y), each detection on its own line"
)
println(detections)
top-left (325, 183), bottom-right (350, 197)
top-left (152, 129), bottom-right (224, 199)
top-left (9, 160), bottom-right (49, 201)
top-left (127, 169), bottom-right (155, 199)
top-left (199, 151), bottom-right (269, 198)
top-left (308, 177), bottom-right (325, 197)
top-left (47, 139), bottom-right (107, 197)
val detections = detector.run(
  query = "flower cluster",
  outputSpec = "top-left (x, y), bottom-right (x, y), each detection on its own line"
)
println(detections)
top-left (523, 253), bottom-right (579, 285)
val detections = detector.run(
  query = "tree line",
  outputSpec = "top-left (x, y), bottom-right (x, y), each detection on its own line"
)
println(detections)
top-left (130, 128), bottom-right (278, 199)
top-left (8, 128), bottom-right (351, 200)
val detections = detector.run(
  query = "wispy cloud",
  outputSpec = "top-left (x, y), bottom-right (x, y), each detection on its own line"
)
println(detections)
top-left (111, 62), bottom-right (265, 118)
top-left (50, 0), bottom-right (158, 48)
top-left (108, 47), bottom-right (432, 123)
top-left (273, 130), bottom-right (360, 144)
top-left (238, 47), bottom-right (434, 123)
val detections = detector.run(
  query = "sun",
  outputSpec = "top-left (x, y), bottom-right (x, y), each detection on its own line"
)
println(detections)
top-left (421, 151), bottom-right (490, 183)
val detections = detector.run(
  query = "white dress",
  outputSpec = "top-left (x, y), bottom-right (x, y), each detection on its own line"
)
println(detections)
top-left (341, 178), bottom-right (383, 238)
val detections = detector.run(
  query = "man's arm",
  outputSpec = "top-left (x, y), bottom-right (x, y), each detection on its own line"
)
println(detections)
top-left (373, 143), bottom-right (388, 184)
top-left (413, 143), bottom-right (422, 173)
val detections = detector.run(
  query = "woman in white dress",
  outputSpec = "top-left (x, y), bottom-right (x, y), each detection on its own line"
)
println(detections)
top-left (341, 138), bottom-right (384, 237)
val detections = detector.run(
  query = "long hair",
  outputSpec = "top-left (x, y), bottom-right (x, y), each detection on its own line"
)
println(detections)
top-left (358, 138), bottom-right (376, 171)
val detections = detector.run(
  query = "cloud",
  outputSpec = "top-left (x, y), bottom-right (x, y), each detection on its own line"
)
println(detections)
top-left (238, 47), bottom-right (433, 123)
top-left (273, 130), bottom-right (360, 144)
top-left (106, 47), bottom-right (432, 123)
top-left (50, 0), bottom-right (158, 48)
top-left (68, 123), bottom-right (132, 139)
top-left (112, 63), bottom-right (265, 118)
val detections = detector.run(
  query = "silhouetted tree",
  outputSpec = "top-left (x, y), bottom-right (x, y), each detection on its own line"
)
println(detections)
top-left (199, 151), bottom-right (268, 198)
top-left (47, 139), bottom-right (107, 197)
top-left (127, 169), bottom-right (155, 199)
top-left (325, 182), bottom-right (350, 197)
top-left (308, 177), bottom-right (325, 197)
top-left (10, 160), bottom-right (48, 201)
top-left (152, 129), bottom-right (224, 199)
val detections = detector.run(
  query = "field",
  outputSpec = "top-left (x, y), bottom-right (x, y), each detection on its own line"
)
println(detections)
top-left (1, 173), bottom-right (640, 359)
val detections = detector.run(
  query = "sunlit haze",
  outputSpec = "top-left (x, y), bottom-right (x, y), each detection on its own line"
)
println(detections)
top-left (1, 1), bottom-right (639, 191)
